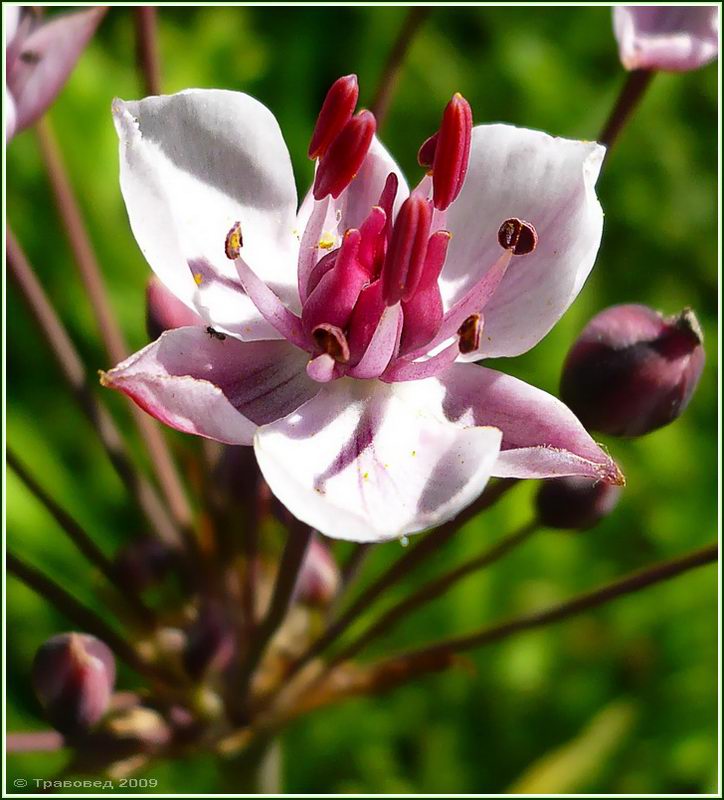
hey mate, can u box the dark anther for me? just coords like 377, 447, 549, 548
224, 221, 243, 260
497, 218, 538, 256
313, 324, 350, 363
457, 313, 482, 355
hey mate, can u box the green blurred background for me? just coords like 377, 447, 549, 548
6, 5, 718, 794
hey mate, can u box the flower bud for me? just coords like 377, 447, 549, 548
536, 476, 622, 530
182, 602, 236, 680
145, 277, 204, 340
560, 304, 705, 437
112, 536, 175, 593
294, 535, 341, 607
32, 633, 116, 736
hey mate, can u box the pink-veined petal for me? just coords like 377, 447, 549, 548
254, 378, 502, 542
101, 328, 317, 446
441, 125, 605, 359
438, 364, 623, 484
112, 90, 300, 340
7, 7, 106, 136
613, 6, 719, 72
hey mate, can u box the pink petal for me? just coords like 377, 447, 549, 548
112, 90, 300, 340
441, 125, 605, 359
102, 328, 317, 446
437, 364, 624, 484
254, 378, 502, 542
613, 6, 719, 72
7, 7, 106, 136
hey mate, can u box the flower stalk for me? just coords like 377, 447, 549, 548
370, 6, 431, 127
35, 118, 192, 533
134, 7, 162, 96
7, 449, 155, 628
7, 228, 182, 550
599, 69, 655, 152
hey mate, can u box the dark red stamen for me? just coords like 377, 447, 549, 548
381, 195, 433, 306
417, 132, 438, 170
308, 75, 359, 159
313, 110, 377, 200
431, 93, 472, 211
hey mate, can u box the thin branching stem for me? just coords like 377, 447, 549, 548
361, 541, 719, 692
275, 542, 718, 726
329, 520, 539, 667
237, 522, 313, 700
7, 228, 182, 549
282, 479, 519, 683
134, 6, 162, 96
7, 449, 155, 628
599, 69, 655, 152
35, 119, 192, 533
7, 552, 153, 677
371, 7, 431, 128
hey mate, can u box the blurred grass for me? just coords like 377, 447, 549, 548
6, 5, 718, 794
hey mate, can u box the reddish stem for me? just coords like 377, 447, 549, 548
35, 119, 193, 535
134, 7, 162, 96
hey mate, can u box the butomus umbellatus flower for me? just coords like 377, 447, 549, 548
103, 77, 623, 542
613, 5, 719, 72
5, 5, 106, 141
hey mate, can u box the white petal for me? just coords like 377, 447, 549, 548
441, 124, 605, 358
254, 377, 501, 542
102, 328, 316, 445
113, 90, 300, 340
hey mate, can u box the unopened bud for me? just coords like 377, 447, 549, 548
32, 633, 116, 736
182, 603, 236, 680
294, 535, 341, 607
561, 304, 705, 437
112, 536, 175, 593
308, 74, 359, 159
536, 476, 622, 530
313, 110, 376, 200
146, 277, 204, 340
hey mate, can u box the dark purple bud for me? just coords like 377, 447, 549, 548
294, 535, 341, 607
145, 277, 204, 340
560, 304, 705, 437
32, 633, 116, 736
536, 476, 622, 530
112, 536, 175, 593
183, 603, 236, 680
